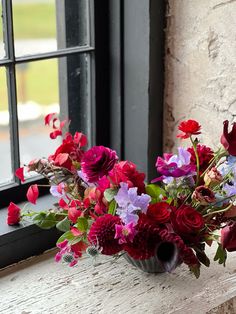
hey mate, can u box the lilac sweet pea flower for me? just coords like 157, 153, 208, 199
114, 182, 151, 225
218, 156, 236, 178
223, 182, 236, 198
152, 147, 196, 183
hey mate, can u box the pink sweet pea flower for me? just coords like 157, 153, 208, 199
7, 202, 21, 225
26, 184, 39, 204
115, 222, 136, 244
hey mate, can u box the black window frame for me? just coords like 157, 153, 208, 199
0, 0, 166, 268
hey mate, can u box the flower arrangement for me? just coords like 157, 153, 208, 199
7, 114, 236, 278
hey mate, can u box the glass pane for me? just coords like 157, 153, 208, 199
16, 54, 89, 170
0, 67, 13, 185
12, 0, 89, 57
0, 2, 6, 59
16, 59, 60, 167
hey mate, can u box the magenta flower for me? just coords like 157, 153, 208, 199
152, 147, 196, 183
81, 146, 118, 183
115, 222, 136, 244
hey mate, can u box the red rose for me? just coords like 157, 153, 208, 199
7, 202, 21, 225
220, 120, 236, 156
177, 119, 201, 139
221, 222, 236, 252
147, 202, 171, 224
109, 161, 145, 194
171, 205, 204, 235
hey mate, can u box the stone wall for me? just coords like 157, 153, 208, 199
164, 0, 236, 152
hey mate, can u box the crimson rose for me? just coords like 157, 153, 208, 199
147, 202, 171, 224
171, 205, 204, 235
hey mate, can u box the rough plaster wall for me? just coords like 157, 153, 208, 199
164, 0, 236, 152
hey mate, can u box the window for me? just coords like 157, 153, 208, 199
0, 0, 95, 207
0, 0, 166, 268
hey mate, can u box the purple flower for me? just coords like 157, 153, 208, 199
218, 156, 236, 178
114, 183, 151, 225
223, 182, 236, 198
152, 147, 196, 183
81, 146, 118, 183
115, 222, 136, 244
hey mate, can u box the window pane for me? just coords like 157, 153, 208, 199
16, 59, 60, 166
12, 0, 89, 57
0, 2, 6, 59
0, 67, 13, 184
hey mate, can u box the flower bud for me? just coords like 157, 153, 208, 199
204, 167, 223, 186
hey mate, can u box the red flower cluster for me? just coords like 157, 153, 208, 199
109, 161, 145, 194
49, 132, 87, 171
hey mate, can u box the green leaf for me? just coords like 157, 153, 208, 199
76, 217, 88, 232
189, 264, 200, 279
108, 200, 117, 215
104, 188, 118, 202
145, 184, 166, 203
33, 212, 58, 229
214, 243, 227, 266
56, 230, 74, 244
195, 249, 210, 267
56, 217, 71, 232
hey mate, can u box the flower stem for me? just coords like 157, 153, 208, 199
190, 136, 200, 186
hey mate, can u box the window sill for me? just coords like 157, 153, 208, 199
0, 194, 61, 268
1, 245, 236, 313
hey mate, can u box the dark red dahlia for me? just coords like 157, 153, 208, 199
88, 214, 122, 255
159, 229, 200, 267
123, 214, 161, 260
177, 119, 201, 139
81, 146, 118, 183
109, 161, 145, 194
187, 144, 214, 174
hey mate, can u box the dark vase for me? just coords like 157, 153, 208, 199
123, 241, 181, 273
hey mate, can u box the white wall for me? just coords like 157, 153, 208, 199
164, 0, 236, 152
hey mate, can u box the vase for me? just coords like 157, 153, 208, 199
123, 241, 181, 273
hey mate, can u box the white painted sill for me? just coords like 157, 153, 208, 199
1, 245, 236, 314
